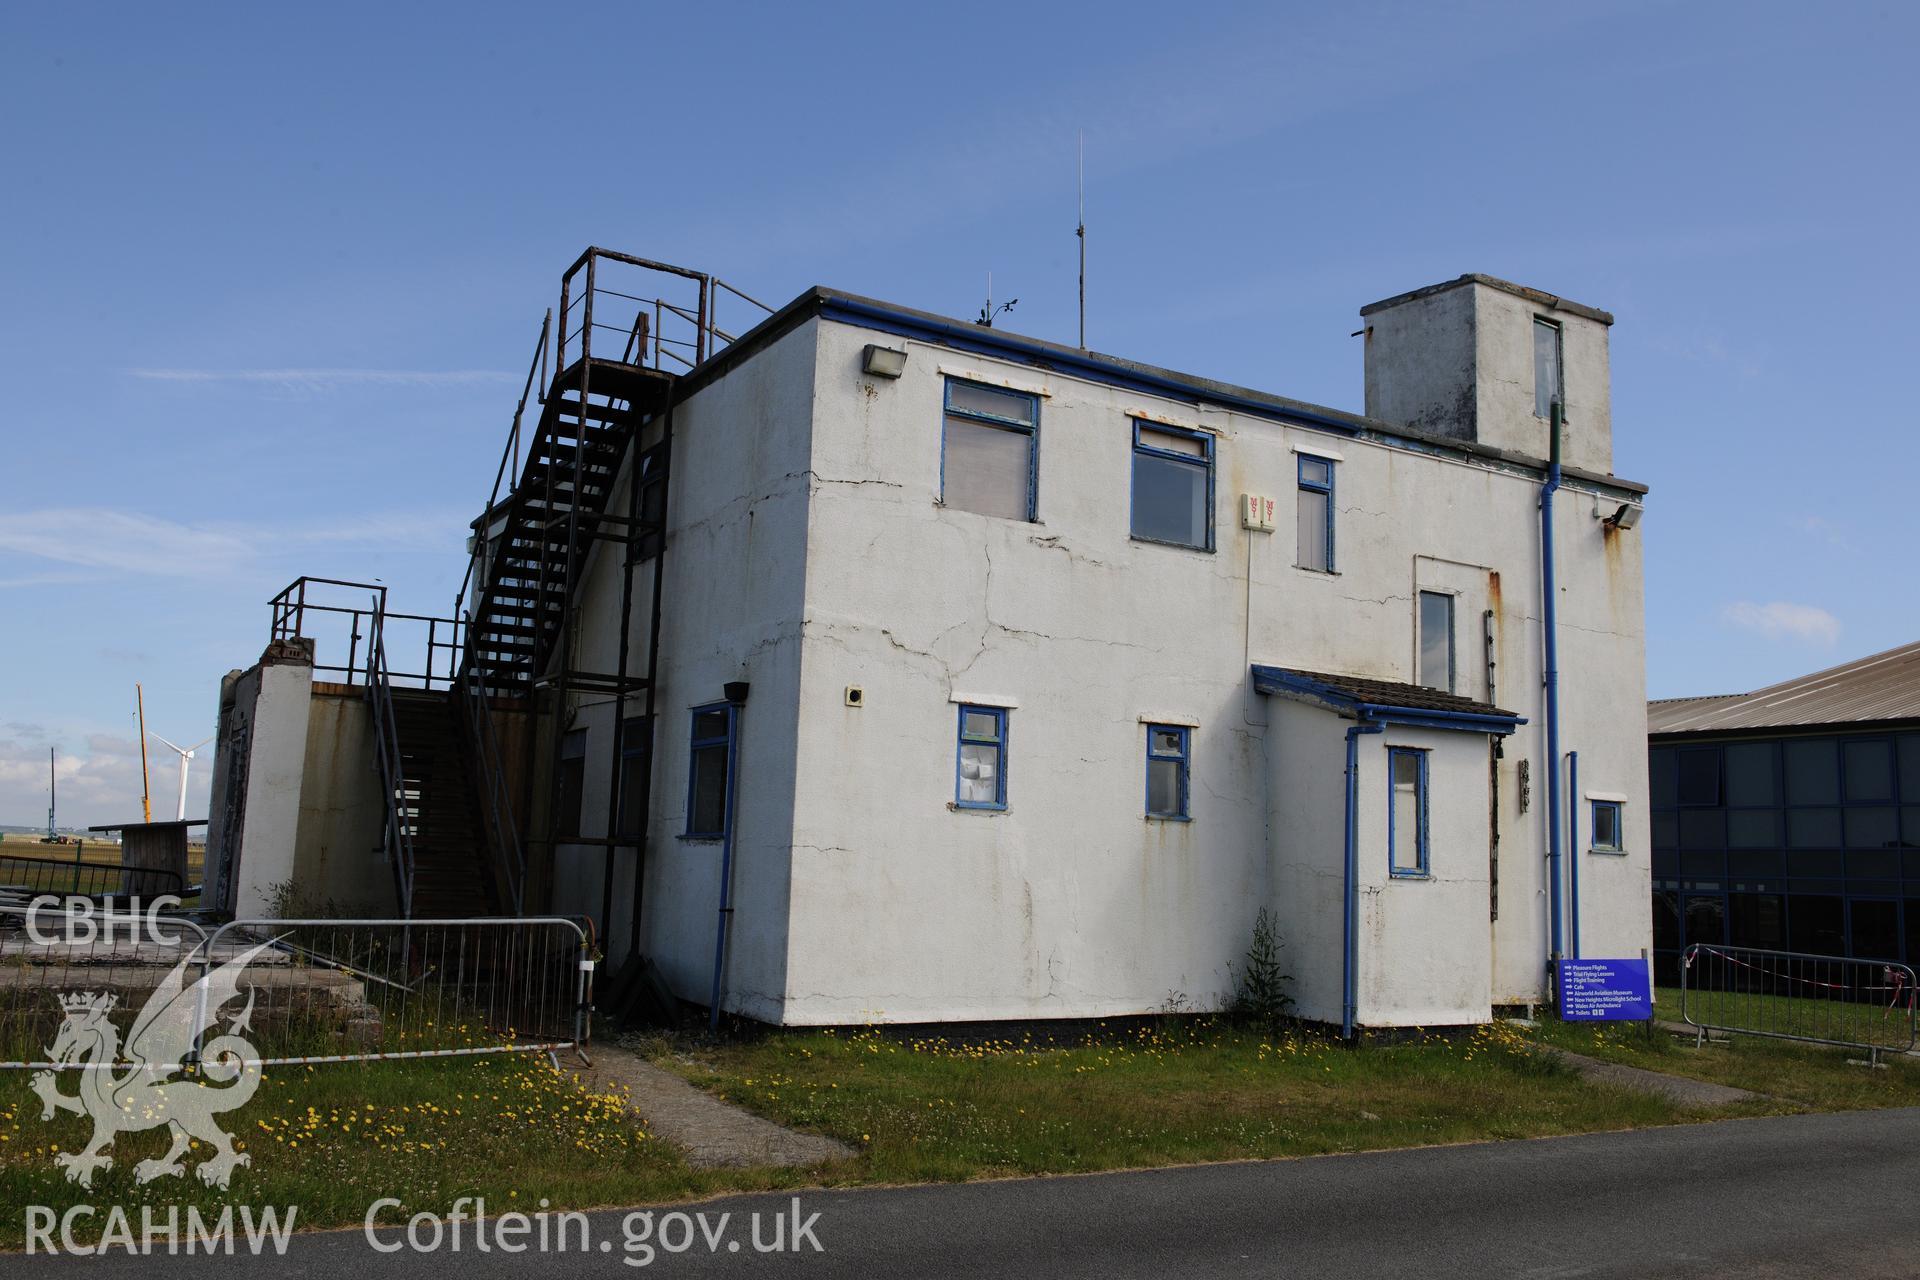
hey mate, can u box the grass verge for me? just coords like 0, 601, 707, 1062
648, 1019, 1773, 1185
7, 1010, 1917, 1249
0, 1052, 791, 1249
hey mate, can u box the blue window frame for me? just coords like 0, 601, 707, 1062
1296, 455, 1335, 572
1130, 422, 1213, 551
685, 703, 734, 838
1388, 747, 1429, 878
941, 379, 1038, 522
955, 704, 1008, 810
1146, 724, 1191, 819
1591, 799, 1624, 854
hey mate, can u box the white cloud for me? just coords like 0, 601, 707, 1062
125, 368, 514, 391
0, 732, 210, 831
0, 508, 465, 582
1721, 601, 1841, 647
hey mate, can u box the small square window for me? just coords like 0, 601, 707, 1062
955, 704, 1007, 810
1389, 747, 1429, 878
1591, 799, 1624, 853
1146, 724, 1190, 820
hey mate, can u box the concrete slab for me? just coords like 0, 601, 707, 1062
572, 1044, 852, 1170
1549, 1048, 1764, 1107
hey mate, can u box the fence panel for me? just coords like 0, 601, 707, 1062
1681, 942, 1917, 1064
1, 907, 593, 1070
0, 852, 183, 902
0, 901, 210, 1068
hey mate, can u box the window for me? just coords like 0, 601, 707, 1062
616, 715, 652, 840
685, 704, 733, 838
941, 379, 1038, 521
1783, 739, 1838, 805
1844, 740, 1894, 802
1724, 741, 1777, 807
1417, 591, 1455, 692
1533, 317, 1562, 418
637, 446, 667, 560
556, 729, 587, 838
1591, 799, 1624, 853
1388, 747, 1429, 877
955, 705, 1007, 810
1145, 725, 1190, 819
1676, 747, 1721, 806
1130, 422, 1213, 549
1295, 455, 1335, 572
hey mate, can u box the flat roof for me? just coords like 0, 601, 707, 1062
1359, 273, 1615, 326
685, 286, 1647, 499
1649, 640, 1920, 736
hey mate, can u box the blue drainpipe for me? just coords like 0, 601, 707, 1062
708, 690, 747, 1033
1568, 749, 1580, 961
1541, 399, 1566, 981
1343, 719, 1384, 1040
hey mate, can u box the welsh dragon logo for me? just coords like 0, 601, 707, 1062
29, 941, 272, 1189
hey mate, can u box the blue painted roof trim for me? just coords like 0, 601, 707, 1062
814, 293, 1649, 499
1250, 665, 1526, 737
819, 294, 1366, 438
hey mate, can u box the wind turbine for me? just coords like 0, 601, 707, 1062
149, 732, 213, 822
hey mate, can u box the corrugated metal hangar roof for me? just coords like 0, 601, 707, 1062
1649, 640, 1920, 736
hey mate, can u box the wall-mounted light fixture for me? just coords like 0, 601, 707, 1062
862, 344, 908, 379
1602, 502, 1641, 531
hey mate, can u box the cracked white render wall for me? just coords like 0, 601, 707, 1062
767, 316, 1645, 1027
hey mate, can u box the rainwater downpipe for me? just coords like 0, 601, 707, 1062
1567, 749, 1580, 961
1343, 718, 1385, 1040
707, 686, 748, 1033
1541, 399, 1566, 981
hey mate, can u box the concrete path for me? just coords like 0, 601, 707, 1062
23, 1107, 1920, 1276
572, 1044, 853, 1170
1548, 1046, 1765, 1106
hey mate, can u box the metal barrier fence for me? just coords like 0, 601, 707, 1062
1, 905, 594, 1071
1681, 942, 1917, 1066
0, 852, 185, 902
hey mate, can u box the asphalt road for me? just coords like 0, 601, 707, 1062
15, 1108, 1920, 1278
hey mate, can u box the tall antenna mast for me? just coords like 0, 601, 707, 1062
136, 683, 152, 824
1077, 129, 1086, 349
46, 747, 56, 840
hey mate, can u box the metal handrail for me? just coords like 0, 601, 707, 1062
364, 599, 416, 917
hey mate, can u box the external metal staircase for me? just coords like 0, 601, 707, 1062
267, 250, 770, 944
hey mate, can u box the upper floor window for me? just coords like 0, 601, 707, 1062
1296, 455, 1335, 572
1389, 746, 1430, 878
1418, 590, 1455, 693
1533, 317, 1562, 418
955, 705, 1008, 810
1145, 725, 1191, 819
942, 379, 1038, 521
1130, 422, 1213, 551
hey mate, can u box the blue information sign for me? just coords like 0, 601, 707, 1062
1558, 958, 1653, 1021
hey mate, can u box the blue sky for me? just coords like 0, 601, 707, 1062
1, 1, 1914, 826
